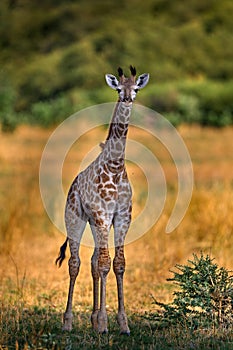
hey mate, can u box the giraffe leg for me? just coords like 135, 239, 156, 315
63, 192, 87, 331
63, 239, 81, 331
90, 219, 112, 333
113, 245, 130, 335
91, 247, 99, 331
97, 246, 111, 334
113, 207, 131, 335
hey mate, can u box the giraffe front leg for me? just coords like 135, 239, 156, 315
97, 247, 111, 334
113, 246, 130, 335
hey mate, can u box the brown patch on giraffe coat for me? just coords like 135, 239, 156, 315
101, 172, 110, 183
95, 217, 104, 226
105, 183, 116, 189
100, 188, 117, 201
100, 189, 107, 199
109, 190, 118, 198
94, 176, 100, 184
97, 183, 103, 190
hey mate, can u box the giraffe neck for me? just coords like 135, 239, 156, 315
102, 102, 132, 171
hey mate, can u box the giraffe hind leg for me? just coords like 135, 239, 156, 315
91, 247, 99, 331
62, 193, 87, 331
62, 238, 81, 331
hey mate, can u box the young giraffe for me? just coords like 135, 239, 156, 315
56, 66, 149, 334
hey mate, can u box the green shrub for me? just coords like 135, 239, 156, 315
30, 95, 74, 127
178, 80, 233, 126
17, 51, 63, 108
143, 80, 233, 126
1, 113, 18, 133
151, 253, 233, 330
176, 94, 201, 124
165, 113, 183, 127
0, 73, 17, 132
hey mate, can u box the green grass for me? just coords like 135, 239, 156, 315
1, 300, 233, 349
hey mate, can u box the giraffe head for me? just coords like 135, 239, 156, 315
105, 66, 149, 104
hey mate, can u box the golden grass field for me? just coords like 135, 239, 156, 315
0, 123, 233, 347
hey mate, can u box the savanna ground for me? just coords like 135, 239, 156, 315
0, 123, 233, 349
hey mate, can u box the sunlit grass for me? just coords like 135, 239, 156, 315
0, 125, 233, 348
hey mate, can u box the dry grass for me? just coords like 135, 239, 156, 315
0, 124, 233, 347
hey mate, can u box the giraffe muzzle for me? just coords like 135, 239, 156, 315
123, 97, 132, 103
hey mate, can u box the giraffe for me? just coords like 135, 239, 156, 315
56, 66, 149, 334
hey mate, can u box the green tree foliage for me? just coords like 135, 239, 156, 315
0, 0, 233, 128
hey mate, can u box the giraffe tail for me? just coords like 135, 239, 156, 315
55, 238, 68, 267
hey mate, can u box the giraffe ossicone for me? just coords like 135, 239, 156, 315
56, 66, 149, 334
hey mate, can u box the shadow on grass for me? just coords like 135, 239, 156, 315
1, 306, 233, 350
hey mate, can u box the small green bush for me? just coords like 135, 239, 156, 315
151, 253, 233, 330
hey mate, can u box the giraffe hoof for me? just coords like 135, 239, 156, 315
97, 311, 108, 334
120, 330, 130, 336
62, 313, 73, 331
117, 313, 130, 336
62, 323, 72, 332
91, 311, 99, 331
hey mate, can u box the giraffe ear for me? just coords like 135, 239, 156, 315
105, 74, 119, 90
135, 73, 149, 89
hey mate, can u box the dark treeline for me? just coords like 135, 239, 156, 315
0, 0, 233, 130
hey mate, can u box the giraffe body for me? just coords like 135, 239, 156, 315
56, 67, 149, 334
